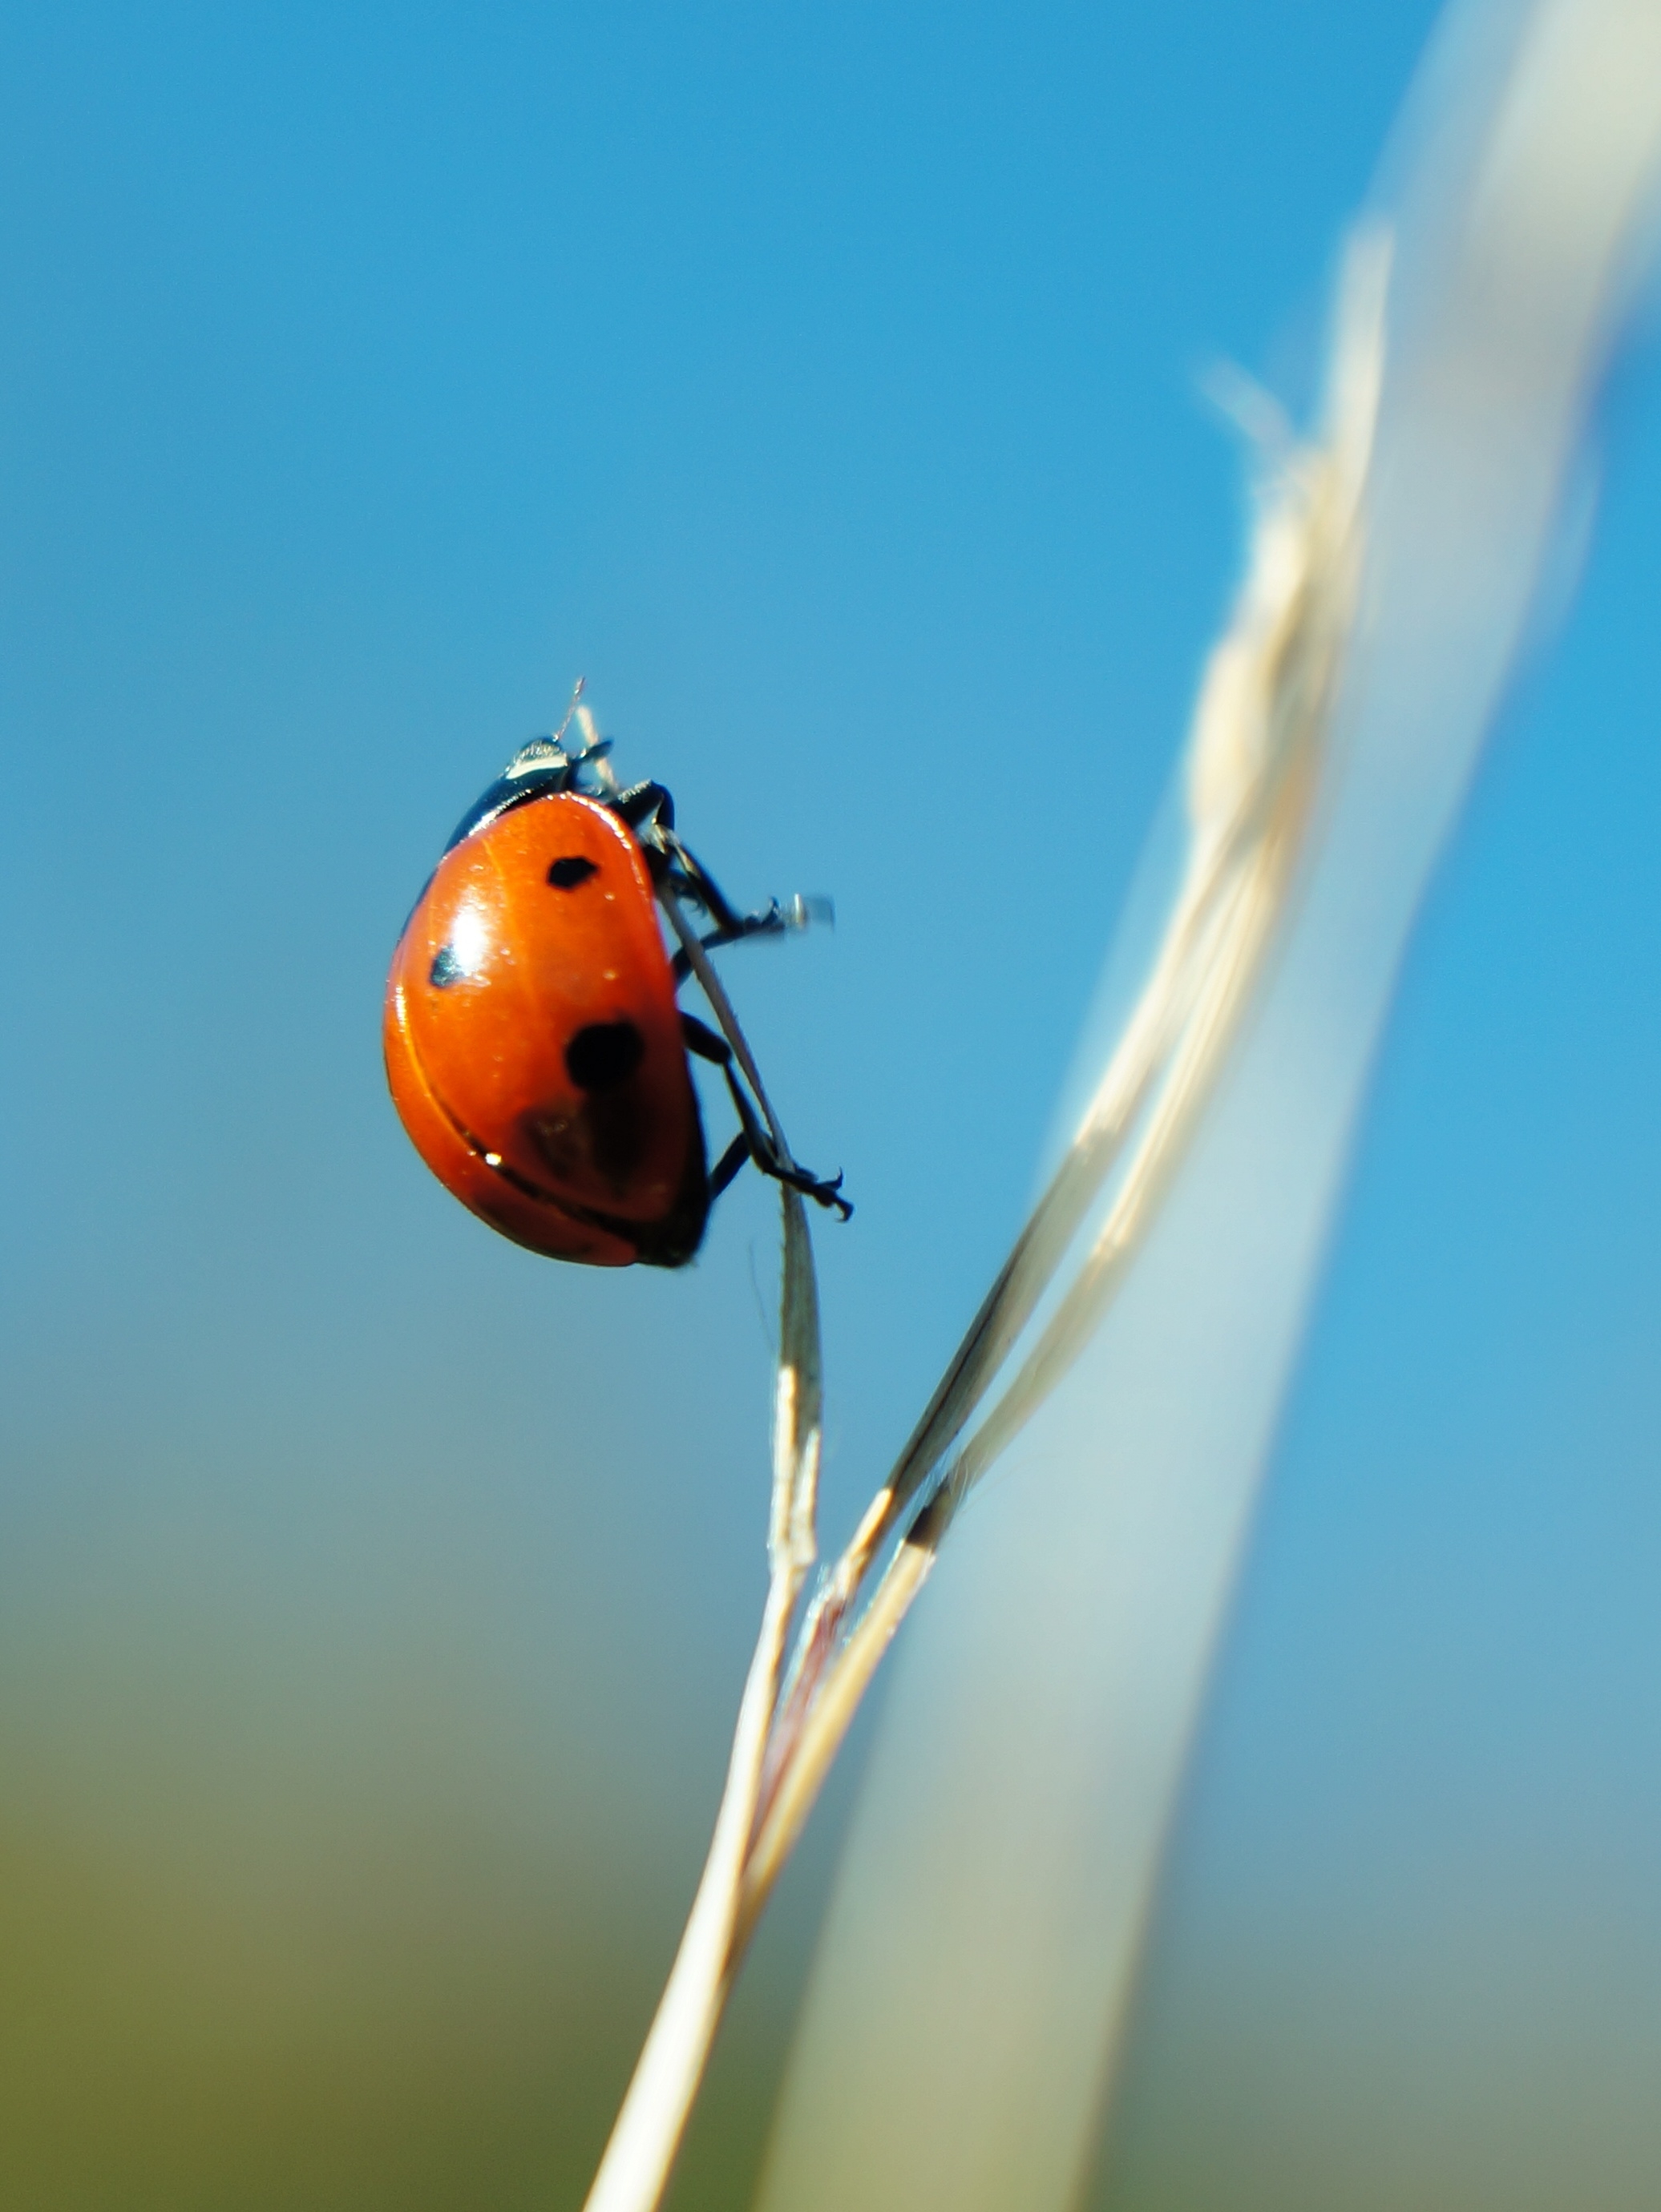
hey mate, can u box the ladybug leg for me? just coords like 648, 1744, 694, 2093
665, 836, 754, 936
709, 1132, 752, 1200
680, 1013, 853, 1221
730, 1084, 851, 1219
771, 1156, 852, 1218
616, 801, 786, 971
665, 834, 832, 983
614, 780, 676, 837
669, 899, 790, 983
681, 1010, 737, 1065
683, 1015, 774, 1157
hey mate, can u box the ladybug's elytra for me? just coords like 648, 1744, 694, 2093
384, 700, 848, 1268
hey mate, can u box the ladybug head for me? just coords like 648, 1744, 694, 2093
441, 696, 624, 856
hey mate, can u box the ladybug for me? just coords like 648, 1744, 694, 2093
384, 698, 849, 1268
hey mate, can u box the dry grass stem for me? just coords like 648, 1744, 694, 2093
580, 914, 822, 2212
582, 228, 1389, 2212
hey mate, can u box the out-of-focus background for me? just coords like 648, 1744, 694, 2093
2, 3, 1659, 2207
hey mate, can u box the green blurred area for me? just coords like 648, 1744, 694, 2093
0, 1616, 806, 2212
6, 1607, 1661, 2212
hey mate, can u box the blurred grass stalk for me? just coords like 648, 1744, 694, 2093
750, 2, 1661, 2210
584, 1, 1661, 2206
582, 232, 1382, 2207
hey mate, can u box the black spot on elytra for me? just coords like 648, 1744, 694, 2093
564, 1020, 645, 1092
429, 945, 463, 988
548, 855, 598, 889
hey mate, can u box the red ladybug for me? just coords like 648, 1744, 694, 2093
384, 704, 848, 1267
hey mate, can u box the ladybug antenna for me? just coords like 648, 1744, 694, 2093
550, 675, 586, 750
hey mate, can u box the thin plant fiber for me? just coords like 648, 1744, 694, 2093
756, 3, 1661, 2209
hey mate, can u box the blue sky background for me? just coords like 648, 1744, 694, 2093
2, 3, 1659, 2206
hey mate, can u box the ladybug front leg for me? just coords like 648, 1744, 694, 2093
653, 825, 746, 933
612, 794, 790, 968
670, 892, 835, 983
661, 832, 831, 981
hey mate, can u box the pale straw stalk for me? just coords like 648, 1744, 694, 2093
580, 225, 1392, 2212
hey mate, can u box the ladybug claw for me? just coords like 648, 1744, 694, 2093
741, 1124, 850, 1220
774, 1156, 852, 1221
